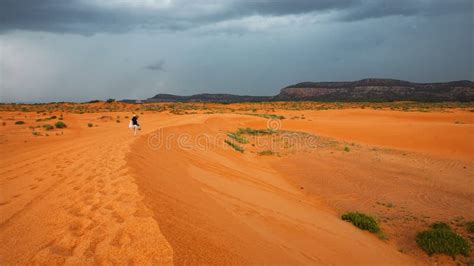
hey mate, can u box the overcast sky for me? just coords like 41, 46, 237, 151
1, 0, 473, 102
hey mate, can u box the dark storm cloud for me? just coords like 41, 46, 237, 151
145, 60, 165, 71
341, 0, 473, 21
1, 0, 472, 35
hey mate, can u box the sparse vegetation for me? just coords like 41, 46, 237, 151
2, 122, 6, 126
416, 222, 470, 257
341, 212, 380, 233
344, 146, 350, 152
430, 222, 451, 231
466, 221, 474, 233
227, 132, 248, 144
236, 127, 276, 136
245, 113, 285, 120
106, 98, 116, 103
258, 150, 275, 156
55, 121, 67, 128
87, 123, 93, 127
225, 140, 244, 153
42, 124, 54, 131
15, 121, 25, 125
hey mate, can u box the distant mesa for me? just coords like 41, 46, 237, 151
123, 78, 474, 103
141, 93, 271, 103
276, 79, 474, 102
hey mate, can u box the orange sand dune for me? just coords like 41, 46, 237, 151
1, 108, 473, 264
128, 115, 418, 264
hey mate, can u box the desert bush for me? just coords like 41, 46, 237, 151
237, 127, 276, 136
55, 121, 67, 128
15, 121, 25, 125
341, 212, 380, 233
87, 123, 93, 127
344, 146, 350, 152
42, 124, 54, 131
249, 113, 285, 120
466, 221, 474, 233
106, 98, 115, 103
258, 150, 275, 156
227, 133, 248, 144
2, 122, 6, 126
225, 140, 244, 153
416, 223, 469, 257
430, 222, 451, 231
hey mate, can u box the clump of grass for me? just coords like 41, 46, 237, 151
55, 121, 67, 128
236, 127, 276, 136
341, 212, 380, 233
87, 123, 93, 128
258, 150, 275, 156
42, 124, 54, 131
344, 146, 350, 152
466, 221, 474, 233
116, 120, 121, 123
416, 223, 470, 257
15, 121, 25, 125
225, 140, 244, 153
32, 131, 41, 136
227, 132, 248, 144
430, 222, 451, 231
241, 113, 285, 120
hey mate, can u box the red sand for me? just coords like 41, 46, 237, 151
1, 108, 473, 264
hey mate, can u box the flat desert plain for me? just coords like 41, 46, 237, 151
0, 103, 473, 265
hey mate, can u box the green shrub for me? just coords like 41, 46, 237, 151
225, 140, 244, 153
42, 124, 54, 131
430, 222, 451, 231
342, 212, 380, 233
416, 225, 469, 257
87, 123, 93, 128
55, 121, 67, 128
227, 133, 248, 144
466, 221, 474, 233
344, 146, 350, 152
15, 121, 25, 125
247, 113, 285, 120
258, 150, 275, 156
106, 98, 115, 103
236, 127, 276, 136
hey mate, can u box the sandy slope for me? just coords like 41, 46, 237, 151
128, 114, 418, 264
1, 108, 473, 264
0, 113, 175, 264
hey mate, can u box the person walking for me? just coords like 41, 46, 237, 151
129, 114, 141, 136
